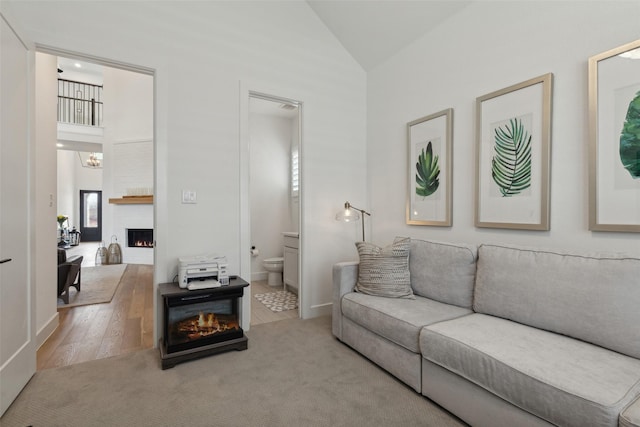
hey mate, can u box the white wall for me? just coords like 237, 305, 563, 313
367, 1, 640, 256
249, 112, 295, 281
102, 66, 154, 264
5, 1, 367, 335
56, 150, 75, 225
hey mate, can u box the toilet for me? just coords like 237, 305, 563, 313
263, 257, 284, 287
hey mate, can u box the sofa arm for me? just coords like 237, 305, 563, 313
332, 261, 358, 340
621, 396, 640, 427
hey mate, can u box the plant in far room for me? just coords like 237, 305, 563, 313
620, 90, 640, 179
57, 214, 68, 228
491, 117, 532, 197
415, 141, 440, 198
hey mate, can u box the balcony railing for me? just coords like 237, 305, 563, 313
57, 78, 103, 127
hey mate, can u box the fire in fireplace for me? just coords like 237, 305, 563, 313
127, 228, 153, 248
164, 287, 244, 354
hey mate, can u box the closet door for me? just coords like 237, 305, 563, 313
0, 13, 35, 416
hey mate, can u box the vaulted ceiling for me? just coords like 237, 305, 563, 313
306, 0, 473, 71
57, 1, 474, 75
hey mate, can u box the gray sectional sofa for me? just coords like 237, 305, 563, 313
332, 238, 640, 427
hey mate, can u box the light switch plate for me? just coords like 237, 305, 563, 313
181, 190, 197, 204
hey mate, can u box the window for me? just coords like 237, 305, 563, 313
291, 147, 299, 199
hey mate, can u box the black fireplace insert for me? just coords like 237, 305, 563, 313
127, 228, 153, 248
163, 286, 244, 354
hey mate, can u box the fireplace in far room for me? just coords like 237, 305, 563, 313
127, 228, 153, 248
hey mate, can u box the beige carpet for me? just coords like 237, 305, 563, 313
1, 316, 465, 427
57, 264, 127, 308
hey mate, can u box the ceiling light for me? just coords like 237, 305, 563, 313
74, 62, 82, 68
78, 151, 103, 168
86, 152, 101, 167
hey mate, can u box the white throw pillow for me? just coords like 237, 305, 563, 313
355, 236, 414, 299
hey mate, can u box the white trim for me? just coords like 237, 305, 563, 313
36, 312, 59, 349
114, 137, 153, 145
35, 44, 154, 76
34, 43, 160, 347
309, 302, 332, 317
251, 271, 268, 282
239, 81, 304, 326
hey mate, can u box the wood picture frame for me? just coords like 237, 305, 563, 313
588, 39, 640, 232
474, 73, 553, 230
406, 108, 453, 226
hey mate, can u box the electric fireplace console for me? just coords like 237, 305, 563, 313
158, 277, 249, 369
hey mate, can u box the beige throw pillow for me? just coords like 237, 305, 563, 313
355, 236, 414, 299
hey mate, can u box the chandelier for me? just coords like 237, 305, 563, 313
78, 151, 103, 168
86, 152, 101, 167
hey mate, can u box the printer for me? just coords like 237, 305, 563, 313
178, 254, 229, 290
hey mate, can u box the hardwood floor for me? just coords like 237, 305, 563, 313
39, 263, 299, 370
38, 263, 154, 370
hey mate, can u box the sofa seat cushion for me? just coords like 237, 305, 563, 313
341, 292, 471, 353
420, 313, 640, 427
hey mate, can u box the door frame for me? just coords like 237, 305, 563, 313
33, 47, 160, 345
239, 86, 304, 329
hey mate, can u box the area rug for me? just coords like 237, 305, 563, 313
0, 317, 464, 427
57, 264, 127, 308
254, 290, 298, 312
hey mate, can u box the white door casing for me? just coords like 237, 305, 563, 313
0, 13, 35, 417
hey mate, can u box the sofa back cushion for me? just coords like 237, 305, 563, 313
409, 239, 477, 309
474, 244, 640, 359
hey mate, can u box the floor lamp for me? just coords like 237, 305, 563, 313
336, 201, 371, 242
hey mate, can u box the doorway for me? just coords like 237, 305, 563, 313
247, 93, 302, 326
79, 189, 102, 241
39, 49, 156, 370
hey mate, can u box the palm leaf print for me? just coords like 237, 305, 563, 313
620, 90, 640, 179
491, 117, 532, 197
415, 141, 440, 198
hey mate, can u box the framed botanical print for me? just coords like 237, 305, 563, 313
406, 108, 453, 226
589, 39, 640, 232
475, 73, 553, 230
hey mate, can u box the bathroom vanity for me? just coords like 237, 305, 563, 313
283, 232, 299, 293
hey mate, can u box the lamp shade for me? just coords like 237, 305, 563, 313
336, 203, 361, 222
336, 201, 370, 241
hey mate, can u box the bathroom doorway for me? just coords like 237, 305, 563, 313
248, 93, 301, 326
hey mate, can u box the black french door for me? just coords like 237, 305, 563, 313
79, 190, 102, 242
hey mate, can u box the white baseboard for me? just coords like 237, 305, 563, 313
37, 312, 59, 349
251, 271, 268, 281
305, 302, 332, 318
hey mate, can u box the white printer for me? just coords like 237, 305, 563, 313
178, 254, 229, 290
